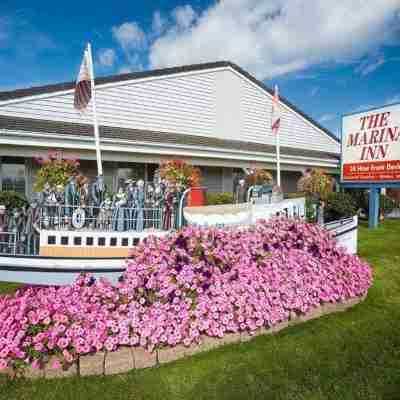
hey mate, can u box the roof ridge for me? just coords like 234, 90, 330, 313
0, 61, 231, 101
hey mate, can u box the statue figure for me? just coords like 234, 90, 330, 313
153, 183, 164, 230
97, 194, 113, 230
90, 175, 106, 219
112, 187, 128, 231
0, 205, 8, 253
44, 185, 59, 228
64, 176, 79, 218
145, 184, 154, 229
52, 184, 65, 227
8, 209, 25, 253
235, 178, 247, 204
174, 183, 185, 229
135, 180, 145, 232
79, 181, 90, 208
126, 179, 137, 230
24, 198, 41, 255
163, 182, 176, 231
79, 180, 91, 227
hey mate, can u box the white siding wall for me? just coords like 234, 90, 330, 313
214, 70, 241, 140
237, 73, 339, 153
0, 67, 340, 155
0, 73, 217, 138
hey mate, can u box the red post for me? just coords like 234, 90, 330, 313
188, 187, 207, 207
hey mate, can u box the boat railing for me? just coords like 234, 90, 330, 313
38, 204, 178, 232
0, 231, 17, 255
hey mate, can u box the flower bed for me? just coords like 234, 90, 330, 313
0, 218, 372, 376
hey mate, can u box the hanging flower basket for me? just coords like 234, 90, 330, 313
159, 160, 205, 206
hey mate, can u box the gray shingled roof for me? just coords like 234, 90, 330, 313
0, 61, 339, 144
0, 115, 339, 162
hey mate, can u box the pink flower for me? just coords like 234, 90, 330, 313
0, 359, 8, 370
51, 359, 62, 370
0, 218, 372, 370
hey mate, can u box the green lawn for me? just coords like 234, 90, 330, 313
1, 220, 400, 400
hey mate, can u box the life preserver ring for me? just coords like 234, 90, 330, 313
72, 208, 86, 229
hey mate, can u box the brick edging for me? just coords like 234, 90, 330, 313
4, 294, 367, 379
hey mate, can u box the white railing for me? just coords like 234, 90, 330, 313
38, 205, 175, 232
0, 231, 17, 255
183, 198, 306, 228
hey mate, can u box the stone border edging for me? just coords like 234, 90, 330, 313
2, 294, 367, 379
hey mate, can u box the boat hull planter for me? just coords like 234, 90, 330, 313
0, 256, 128, 285
8, 294, 367, 379
0, 218, 372, 377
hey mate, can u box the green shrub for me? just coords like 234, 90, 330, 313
345, 189, 397, 217
0, 190, 27, 210
206, 192, 234, 205
324, 192, 357, 222
380, 194, 397, 216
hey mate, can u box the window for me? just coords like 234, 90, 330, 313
86, 237, 94, 246
74, 237, 82, 246
110, 237, 117, 247
117, 163, 145, 187
98, 237, 106, 246
1, 157, 26, 195
121, 238, 129, 247
61, 236, 69, 245
47, 236, 56, 245
133, 238, 140, 246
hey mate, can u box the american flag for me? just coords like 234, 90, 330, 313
271, 84, 281, 135
74, 47, 92, 111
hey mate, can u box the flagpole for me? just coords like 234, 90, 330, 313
86, 42, 103, 176
276, 129, 281, 188
271, 84, 281, 188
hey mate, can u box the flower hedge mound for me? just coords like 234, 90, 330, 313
0, 218, 372, 373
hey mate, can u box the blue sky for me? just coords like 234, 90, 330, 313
1, 1, 399, 137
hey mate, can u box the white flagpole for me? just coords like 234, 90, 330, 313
86, 42, 103, 176
272, 84, 281, 188
276, 128, 281, 188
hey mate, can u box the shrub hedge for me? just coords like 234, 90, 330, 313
206, 192, 234, 205
0, 191, 27, 210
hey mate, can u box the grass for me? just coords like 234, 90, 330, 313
1, 220, 400, 400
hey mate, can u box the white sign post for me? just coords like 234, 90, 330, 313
341, 103, 400, 182
341, 102, 400, 228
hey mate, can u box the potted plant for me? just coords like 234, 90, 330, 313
246, 168, 274, 203
159, 160, 204, 206
33, 153, 80, 192
297, 168, 332, 223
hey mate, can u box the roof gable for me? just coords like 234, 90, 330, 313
0, 61, 339, 144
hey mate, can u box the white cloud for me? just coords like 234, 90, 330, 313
319, 113, 337, 123
97, 48, 116, 67
152, 11, 166, 35
172, 5, 197, 29
385, 94, 400, 104
148, 0, 400, 80
112, 22, 146, 51
355, 55, 385, 76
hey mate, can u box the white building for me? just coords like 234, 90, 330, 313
0, 61, 340, 197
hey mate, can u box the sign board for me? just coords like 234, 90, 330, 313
341, 103, 400, 182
